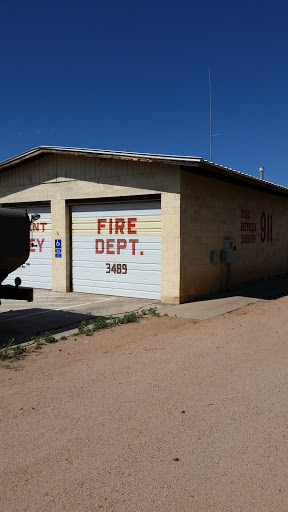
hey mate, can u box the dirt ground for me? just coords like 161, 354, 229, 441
1, 297, 288, 512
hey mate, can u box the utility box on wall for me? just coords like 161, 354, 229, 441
221, 237, 236, 263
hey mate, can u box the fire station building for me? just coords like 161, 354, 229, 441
0, 146, 288, 304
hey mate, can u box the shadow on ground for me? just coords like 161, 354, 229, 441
0, 308, 98, 347
191, 274, 288, 304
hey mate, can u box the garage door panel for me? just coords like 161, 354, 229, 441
73, 236, 160, 245
3, 207, 52, 290
72, 238, 161, 261
13, 272, 52, 287
72, 280, 161, 299
73, 217, 161, 236
73, 277, 161, 290
73, 262, 161, 272
72, 202, 161, 217
73, 267, 161, 283
72, 201, 161, 299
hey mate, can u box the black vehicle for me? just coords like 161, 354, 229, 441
0, 208, 36, 303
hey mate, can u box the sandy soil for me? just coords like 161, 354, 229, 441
1, 298, 288, 512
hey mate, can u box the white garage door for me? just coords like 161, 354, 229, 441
3, 207, 52, 289
72, 201, 161, 299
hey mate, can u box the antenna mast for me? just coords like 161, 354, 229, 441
209, 67, 212, 161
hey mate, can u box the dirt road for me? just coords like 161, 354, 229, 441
1, 297, 288, 511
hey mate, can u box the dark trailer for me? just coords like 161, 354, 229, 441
0, 208, 33, 302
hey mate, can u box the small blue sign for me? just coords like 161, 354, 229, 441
55, 239, 62, 249
55, 253, 62, 258
55, 248, 62, 253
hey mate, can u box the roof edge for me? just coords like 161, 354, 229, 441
0, 145, 287, 197
0, 146, 203, 170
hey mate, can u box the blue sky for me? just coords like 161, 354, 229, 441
1, 0, 287, 186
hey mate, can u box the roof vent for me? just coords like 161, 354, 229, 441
259, 167, 264, 180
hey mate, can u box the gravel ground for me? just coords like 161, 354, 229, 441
1, 297, 288, 512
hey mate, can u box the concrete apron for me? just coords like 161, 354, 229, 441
160, 274, 288, 319
159, 296, 260, 320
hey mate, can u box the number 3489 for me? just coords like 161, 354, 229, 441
106, 263, 127, 274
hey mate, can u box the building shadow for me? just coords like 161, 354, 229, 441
0, 308, 104, 347
193, 274, 288, 304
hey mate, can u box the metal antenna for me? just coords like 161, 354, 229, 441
209, 67, 220, 162
209, 67, 212, 161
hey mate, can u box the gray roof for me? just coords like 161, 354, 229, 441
0, 145, 287, 196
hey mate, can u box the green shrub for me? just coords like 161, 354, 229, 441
0, 338, 15, 361
13, 344, 26, 358
42, 332, 57, 343
91, 317, 109, 331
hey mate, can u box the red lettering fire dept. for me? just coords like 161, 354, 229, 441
95, 238, 140, 255
97, 217, 137, 235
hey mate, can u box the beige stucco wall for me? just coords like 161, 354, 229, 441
0, 154, 181, 303
180, 169, 288, 302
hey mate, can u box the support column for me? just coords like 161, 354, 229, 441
161, 193, 181, 303
51, 199, 71, 292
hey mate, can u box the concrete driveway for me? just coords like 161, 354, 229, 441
0, 290, 160, 346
